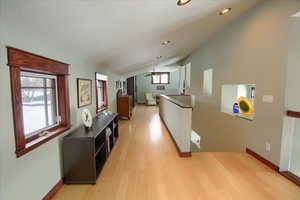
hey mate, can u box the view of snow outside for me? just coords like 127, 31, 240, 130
22, 89, 57, 136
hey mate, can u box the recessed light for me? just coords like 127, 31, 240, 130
219, 8, 232, 15
161, 41, 171, 46
177, 0, 191, 6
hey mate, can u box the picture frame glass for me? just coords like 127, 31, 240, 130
78, 79, 92, 107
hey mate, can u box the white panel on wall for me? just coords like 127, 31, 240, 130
179, 66, 185, 92
186, 63, 191, 88
262, 95, 274, 103
203, 68, 213, 96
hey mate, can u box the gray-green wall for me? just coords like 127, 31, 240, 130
136, 70, 180, 103
0, 3, 120, 200
185, 0, 300, 165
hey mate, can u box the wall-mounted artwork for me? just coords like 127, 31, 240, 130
77, 78, 92, 108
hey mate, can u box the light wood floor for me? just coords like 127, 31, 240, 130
54, 105, 300, 200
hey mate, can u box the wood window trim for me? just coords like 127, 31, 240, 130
287, 110, 300, 118
95, 73, 108, 113
7, 47, 71, 157
151, 72, 170, 84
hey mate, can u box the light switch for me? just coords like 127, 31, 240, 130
262, 95, 274, 103
266, 142, 271, 152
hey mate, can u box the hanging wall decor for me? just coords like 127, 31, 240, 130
77, 78, 92, 108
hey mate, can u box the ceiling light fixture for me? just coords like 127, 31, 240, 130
161, 40, 171, 46
219, 8, 232, 15
177, 0, 191, 6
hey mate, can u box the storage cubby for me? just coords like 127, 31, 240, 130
95, 144, 107, 178
95, 130, 106, 155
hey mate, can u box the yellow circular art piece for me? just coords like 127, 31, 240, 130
238, 97, 254, 115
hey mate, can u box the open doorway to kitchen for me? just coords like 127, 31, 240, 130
279, 12, 300, 186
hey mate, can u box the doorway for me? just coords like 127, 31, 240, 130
279, 13, 300, 185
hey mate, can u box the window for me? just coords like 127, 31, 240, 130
96, 73, 108, 113
8, 47, 71, 157
21, 72, 59, 139
151, 72, 170, 84
250, 86, 255, 99
152, 74, 160, 84
203, 68, 213, 96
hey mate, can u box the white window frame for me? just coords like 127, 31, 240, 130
21, 71, 60, 138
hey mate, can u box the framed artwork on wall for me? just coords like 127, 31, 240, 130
77, 78, 92, 108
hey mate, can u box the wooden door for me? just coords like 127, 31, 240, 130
127, 77, 136, 108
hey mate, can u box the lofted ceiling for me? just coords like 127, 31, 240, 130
2, 0, 262, 75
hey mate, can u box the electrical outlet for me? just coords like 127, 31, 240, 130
266, 142, 271, 152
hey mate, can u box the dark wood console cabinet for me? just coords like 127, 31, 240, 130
117, 95, 132, 119
63, 112, 118, 184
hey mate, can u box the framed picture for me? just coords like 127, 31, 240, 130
77, 78, 92, 108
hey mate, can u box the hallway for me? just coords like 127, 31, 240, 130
54, 106, 300, 200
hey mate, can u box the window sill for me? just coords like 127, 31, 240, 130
234, 113, 254, 121
222, 110, 254, 121
16, 125, 71, 157
97, 106, 108, 114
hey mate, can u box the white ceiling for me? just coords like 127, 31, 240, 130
2, 0, 261, 75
